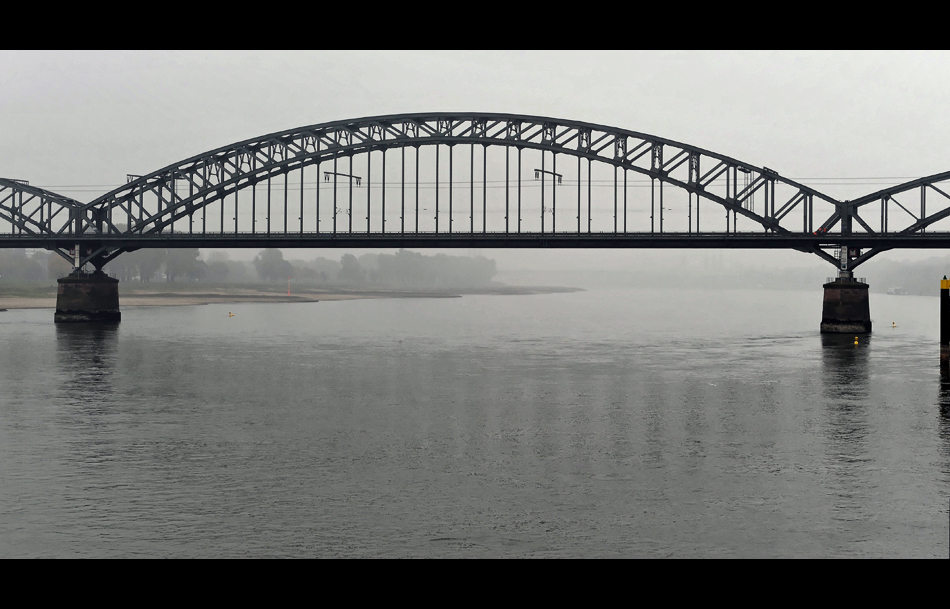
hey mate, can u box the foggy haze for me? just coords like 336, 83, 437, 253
3, 50, 949, 279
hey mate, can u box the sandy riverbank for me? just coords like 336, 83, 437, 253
0, 285, 582, 310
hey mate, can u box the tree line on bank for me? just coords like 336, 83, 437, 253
8, 246, 950, 295
0, 247, 497, 289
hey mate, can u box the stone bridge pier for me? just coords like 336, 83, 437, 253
820, 278, 871, 333
54, 270, 120, 323
820, 246, 870, 334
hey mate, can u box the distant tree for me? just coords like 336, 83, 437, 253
311, 257, 342, 277
187, 260, 208, 281
47, 253, 74, 279
227, 260, 249, 282
357, 253, 380, 272
103, 252, 136, 282
292, 266, 319, 281
131, 249, 165, 282
253, 248, 294, 282
373, 249, 496, 288
206, 260, 230, 283
337, 253, 365, 284
0, 249, 46, 280
165, 248, 200, 282
206, 252, 241, 283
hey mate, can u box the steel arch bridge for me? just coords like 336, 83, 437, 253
2, 112, 950, 274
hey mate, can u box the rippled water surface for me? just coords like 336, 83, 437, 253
1, 287, 948, 557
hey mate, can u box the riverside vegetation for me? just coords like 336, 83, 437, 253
4, 247, 950, 298
0, 248, 503, 303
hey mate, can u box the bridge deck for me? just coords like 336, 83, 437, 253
4, 232, 950, 250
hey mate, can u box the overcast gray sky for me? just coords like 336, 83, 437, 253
3, 50, 948, 273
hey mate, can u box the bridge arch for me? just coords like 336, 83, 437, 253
4, 113, 950, 273
78, 113, 841, 239
847, 170, 950, 234
0, 178, 81, 237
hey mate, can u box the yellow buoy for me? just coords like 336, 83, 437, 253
854, 336, 859, 345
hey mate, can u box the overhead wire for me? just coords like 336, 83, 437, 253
32, 177, 933, 193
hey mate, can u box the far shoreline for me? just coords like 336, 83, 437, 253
0, 284, 584, 310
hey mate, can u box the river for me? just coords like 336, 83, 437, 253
1, 287, 948, 557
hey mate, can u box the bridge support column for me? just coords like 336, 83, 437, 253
54, 271, 120, 323
820, 278, 871, 334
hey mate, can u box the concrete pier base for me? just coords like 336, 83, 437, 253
820, 279, 871, 334
54, 271, 121, 323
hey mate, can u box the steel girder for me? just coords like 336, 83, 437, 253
0, 178, 85, 262
810, 170, 950, 269
0, 178, 81, 236
3, 114, 949, 271
79, 113, 838, 239
849, 170, 950, 234
4, 232, 950, 251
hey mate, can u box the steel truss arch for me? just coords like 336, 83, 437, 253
0, 178, 82, 237
849, 170, 950, 235
7, 113, 949, 274
809, 171, 950, 271
79, 113, 844, 238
